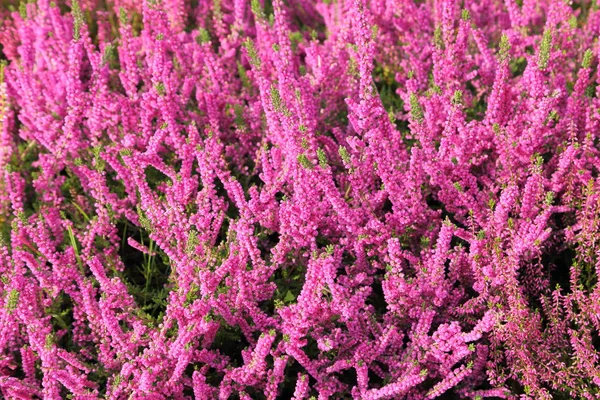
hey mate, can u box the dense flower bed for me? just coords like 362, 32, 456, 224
1, 0, 600, 398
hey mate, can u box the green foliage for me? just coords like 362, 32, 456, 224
410, 93, 424, 124
300, 138, 309, 150
499, 34, 511, 62
233, 104, 247, 131
263, 250, 308, 315
136, 205, 153, 232
251, 0, 265, 20
510, 56, 528, 77
270, 85, 283, 112
120, 226, 172, 322
19, 1, 26, 19
338, 146, 350, 164
297, 153, 313, 169
119, 7, 128, 25
583, 49, 593, 69
244, 38, 261, 68
197, 28, 211, 44
452, 90, 463, 106
317, 148, 328, 169
71, 0, 84, 40
545, 191, 555, 206
154, 82, 166, 96
289, 31, 303, 51
538, 29, 552, 70
237, 61, 251, 88
6, 289, 19, 312
433, 26, 444, 49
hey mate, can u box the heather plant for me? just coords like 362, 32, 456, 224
1, 0, 600, 398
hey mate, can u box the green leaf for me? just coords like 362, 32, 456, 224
284, 290, 296, 303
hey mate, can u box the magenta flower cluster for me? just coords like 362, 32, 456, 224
1, 0, 600, 398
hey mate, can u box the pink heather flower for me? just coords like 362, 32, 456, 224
0, 0, 599, 398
